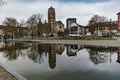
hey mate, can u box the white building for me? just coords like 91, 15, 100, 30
69, 23, 84, 36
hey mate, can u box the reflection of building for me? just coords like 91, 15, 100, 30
117, 48, 120, 63
48, 44, 56, 69
67, 44, 80, 56
57, 44, 65, 55
48, 44, 65, 69
117, 12, 120, 30
37, 44, 64, 69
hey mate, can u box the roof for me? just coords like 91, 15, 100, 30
70, 23, 84, 27
117, 12, 120, 15
70, 23, 78, 27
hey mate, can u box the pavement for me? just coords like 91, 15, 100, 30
16, 39, 120, 47
0, 66, 17, 80
0, 63, 27, 80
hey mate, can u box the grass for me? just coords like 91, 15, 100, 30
16, 36, 116, 40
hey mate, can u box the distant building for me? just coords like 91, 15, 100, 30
55, 21, 64, 36
0, 25, 4, 36
48, 6, 56, 36
68, 22, 85, 36
66, 18, 76, 29
47, 6, 65, 36
97, 21, 118, 37
117, 12, 120, 31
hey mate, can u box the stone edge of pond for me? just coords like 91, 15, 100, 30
15, 39, 120, 47
0, 62, 27, 80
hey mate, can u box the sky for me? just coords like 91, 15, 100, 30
0, 0, 120, 26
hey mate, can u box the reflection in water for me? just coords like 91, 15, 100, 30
67, 44, 80, 56
0, 41, 119, 69
117, 48, 120, 63
86, 46, 117, 64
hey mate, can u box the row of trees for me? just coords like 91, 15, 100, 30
88, 14, 117, 36
1, 13, 44, 38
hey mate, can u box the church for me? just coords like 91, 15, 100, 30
41, 6, 65, 37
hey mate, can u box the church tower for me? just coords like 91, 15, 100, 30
48, 6, 56, 36
117, 12, 120, 31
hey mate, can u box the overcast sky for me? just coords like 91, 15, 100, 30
0, 0, 120, 26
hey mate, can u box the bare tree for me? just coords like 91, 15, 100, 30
2, 17, 19, 36
2, 17, 19, 27
88, 14, 108, 35
26, 13, 43, 38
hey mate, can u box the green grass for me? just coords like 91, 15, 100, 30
16, 36, 116, 40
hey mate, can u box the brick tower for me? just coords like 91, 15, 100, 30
117, 12, 120, 31
48, 6, 56, 36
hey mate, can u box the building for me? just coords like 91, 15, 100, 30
48, 6, 56, 36
0, 25, 4, 36
55, 21, 64, 36
47, 6, 64, 36
117, 12, 120, 31
69, 22, 85, 36
97, 21, 118, 37
66, 18, 76, 29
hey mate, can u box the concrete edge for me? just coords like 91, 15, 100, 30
0, 62, 27, 80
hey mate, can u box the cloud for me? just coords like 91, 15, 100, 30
0, 0, 120, 27
51, 0, 110, 3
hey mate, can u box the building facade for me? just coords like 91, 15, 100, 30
55, 21, 65, 36
69, 23, 84, 36
48, 6, 56, 36
66, 18, 76, 29
48, 6, 64, 36
117, 12, 120, 31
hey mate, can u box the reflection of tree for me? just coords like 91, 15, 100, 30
28, 43, 48, 64
86, 46, 117, 64
0, 42, 65, 69
0, 41, 30, 61
28, 43, 65, 69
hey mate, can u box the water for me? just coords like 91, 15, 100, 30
0, 41, 120, 80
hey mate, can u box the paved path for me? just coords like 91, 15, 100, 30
0, 63, 27, 80
16, 40, 120, 47
0, 66, 17, 80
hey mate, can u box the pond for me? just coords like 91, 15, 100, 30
0, 41, 120, 80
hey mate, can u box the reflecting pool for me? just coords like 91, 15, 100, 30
0, 41, 120, 80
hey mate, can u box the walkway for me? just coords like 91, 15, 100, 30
0, 66, 17, 80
